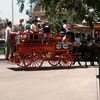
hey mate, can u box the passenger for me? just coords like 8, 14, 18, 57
87, 34, 92, 43
43, 20, 50, 33
31, 20, 38, 33
5, 21, 15, 60
43, 20, 50, 39
37, 19, 43, 32
94, 33, 98, 39
75, 33, 81, 44
24, 26, 33, 39
81, 33, 86, 43
31, 20, 39, 39
24, 19, 31, 31
18, 18, 24, 34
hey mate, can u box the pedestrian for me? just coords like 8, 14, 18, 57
5, 21, 15, 60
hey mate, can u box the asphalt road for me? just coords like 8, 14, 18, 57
0, 60, 99, 100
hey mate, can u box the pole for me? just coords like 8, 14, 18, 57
12, 0, 14, 30
96, 56, 100, 100
97, 57, 100, 78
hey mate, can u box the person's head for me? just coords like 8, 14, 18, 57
45, 20, 49, 25
63, 19, 67, 24
32, 20, 38, 25
82, 33, 85, 38
26, 19, 30, 23
19, 18, 24, 23
7, 21, 12, 28
27, 26, 31, 30
76, 33, 80, 38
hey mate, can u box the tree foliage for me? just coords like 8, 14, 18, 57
17, 0, 100, 32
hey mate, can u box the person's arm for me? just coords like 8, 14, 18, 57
30, 25, 34, 32
18, 24, 21, 31
24, 24, 26, 32
31, 25, 39, 33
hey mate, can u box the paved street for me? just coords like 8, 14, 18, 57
0, 56, 99, 100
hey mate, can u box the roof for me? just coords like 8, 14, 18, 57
67, 24, 100, 29
31, 3, 45, 16
31, 11, 45, 16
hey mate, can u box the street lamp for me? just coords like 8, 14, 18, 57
12, 0, 14, 30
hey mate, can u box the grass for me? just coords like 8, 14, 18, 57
0, 50, 5, 54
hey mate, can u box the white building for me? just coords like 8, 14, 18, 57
31, 3, 46, 20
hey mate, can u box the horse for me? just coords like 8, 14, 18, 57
78, 38, 100, 67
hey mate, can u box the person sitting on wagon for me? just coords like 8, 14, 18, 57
60, 19, 74, 42
18, 18, 24, 34
43, 20, 50, 39
75, 33, 81, 44
24, 19, 31, 31
23, 25, 33, 39
22, 19, 32, 39
31, 20, 39, 39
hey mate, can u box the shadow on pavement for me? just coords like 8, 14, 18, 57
8, 65, 98, 72
0, 56, 6, 61
0, 59, 5, 61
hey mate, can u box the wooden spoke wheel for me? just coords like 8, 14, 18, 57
23, 49, 43, 70
48, 54, 60, 66
59, 53, 73, 69
17, 55, 24, 67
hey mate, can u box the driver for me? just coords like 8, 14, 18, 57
60, 19, 74, 42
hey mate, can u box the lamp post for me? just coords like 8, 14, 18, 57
97, 57, 100, 78
12, 0, 14, 30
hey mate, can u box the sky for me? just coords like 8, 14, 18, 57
0, 0, 30, 25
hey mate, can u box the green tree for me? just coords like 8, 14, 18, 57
17, 0, 100, 32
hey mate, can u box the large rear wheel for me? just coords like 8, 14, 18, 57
23, 49, 43, 70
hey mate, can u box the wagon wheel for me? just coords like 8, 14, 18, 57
17, 55, 24, 67
59, 53, 73, 69
48, 53, 60, 66
23, 49, 44, 70
44, 49, 59, 66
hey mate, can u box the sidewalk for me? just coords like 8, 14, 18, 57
0, 54, 5, 59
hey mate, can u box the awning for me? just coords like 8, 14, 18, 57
67, 25, 100, 29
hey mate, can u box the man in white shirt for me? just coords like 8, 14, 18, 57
60, 19, 70, 33
61, 19, 74, 41
5, 21, 14, 60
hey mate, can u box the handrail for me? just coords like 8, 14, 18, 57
11, 33, 55, 43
